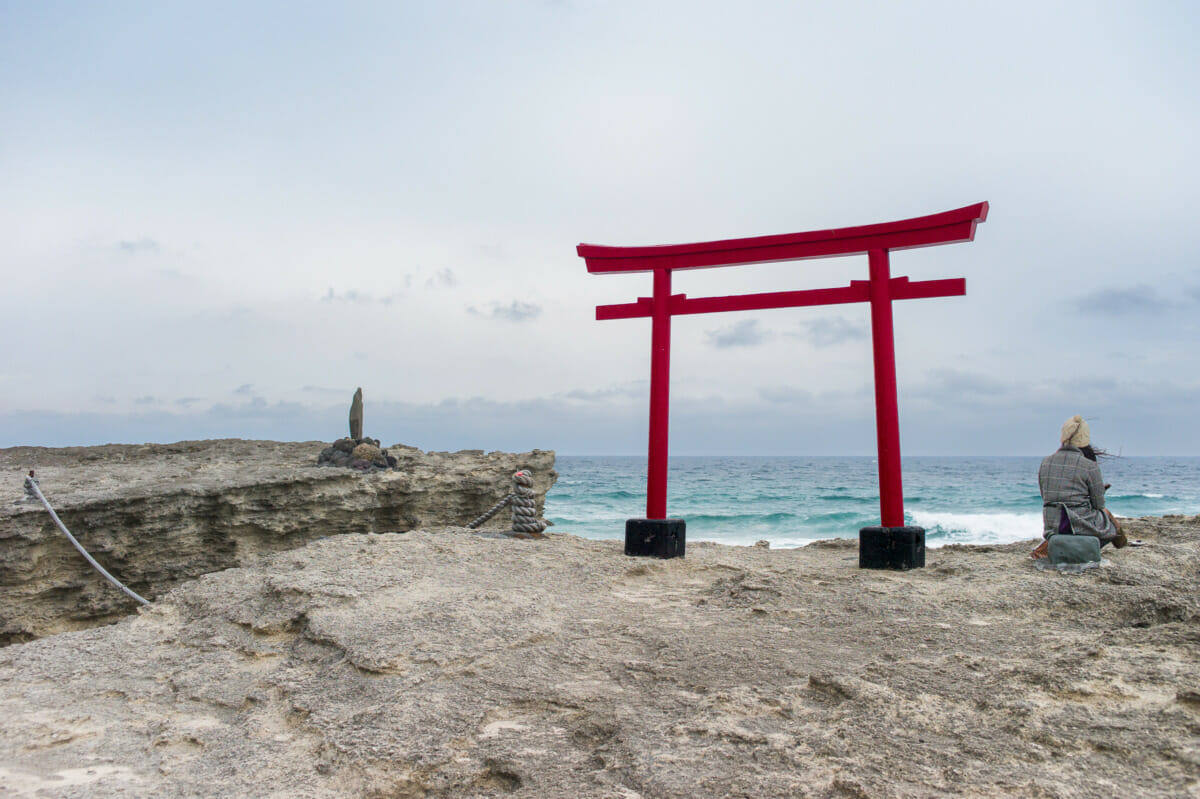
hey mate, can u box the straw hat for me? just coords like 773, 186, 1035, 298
1060, 415, 1091, 447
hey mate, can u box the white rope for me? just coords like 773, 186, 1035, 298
23, 475, 150, 606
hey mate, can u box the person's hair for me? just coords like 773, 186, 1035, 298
1079, 445, 1113, 462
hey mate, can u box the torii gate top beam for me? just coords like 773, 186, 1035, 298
577, 202, 988, 274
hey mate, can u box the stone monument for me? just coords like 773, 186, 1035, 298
349, 387, 364, 440
316, 387, 396, 471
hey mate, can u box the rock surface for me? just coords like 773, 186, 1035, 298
350, 443, 382, 463
0, 440, 555, 645
317, 437, 395, 471
0, 516, 1198, 797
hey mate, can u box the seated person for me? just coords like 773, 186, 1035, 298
1033, 415, 1126, 558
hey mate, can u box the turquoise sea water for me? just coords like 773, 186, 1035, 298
545, 456, 1200, 548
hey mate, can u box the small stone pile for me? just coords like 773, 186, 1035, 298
316, 387, 397, 472
317, 437, 397, 472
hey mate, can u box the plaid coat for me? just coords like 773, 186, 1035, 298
1038, 445, 1116, 541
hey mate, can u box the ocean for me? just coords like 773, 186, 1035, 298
545, 455, 1200, 548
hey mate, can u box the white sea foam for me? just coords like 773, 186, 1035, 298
690, 534, 820, 550
909, 510, 1043, 547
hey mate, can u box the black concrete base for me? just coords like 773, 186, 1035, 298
625, 518, 686, 558
859, 526, 925, 570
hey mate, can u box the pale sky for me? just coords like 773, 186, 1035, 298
3, 1, 1198, 454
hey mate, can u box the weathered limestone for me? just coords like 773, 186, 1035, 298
0, 517, 1197, 796
0, 439, 555, 644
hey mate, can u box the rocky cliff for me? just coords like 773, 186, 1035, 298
0, 440, 556, 645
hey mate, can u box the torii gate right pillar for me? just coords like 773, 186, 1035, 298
860, 247, 926, 569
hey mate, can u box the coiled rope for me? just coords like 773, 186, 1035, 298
23, 474, 150, 606
466, 470, 548, 533
466, 494, 513, 529
510, 470, 548, 533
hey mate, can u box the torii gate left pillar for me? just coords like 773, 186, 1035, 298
578, 202, 989, 567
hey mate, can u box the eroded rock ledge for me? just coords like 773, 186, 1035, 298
0, 518, 1197, 797
0, 439, 556, 644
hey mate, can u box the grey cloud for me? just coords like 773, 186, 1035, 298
1069, 376, 1120, 394
425, 268, 456, 289
1077, 284, 1170, 315
787, 317, 868, 348
322, 288, 400, 305
118, 238, 160, 254
223, 305, 256, 322
706, 320, 765, 349
302, 385, 349, 395
0, 400, 336, 449
562, 383, 646, 402
7, 377, 1200, 455
468, 301, 543, 322
134, 395, 156, 405
473, 242, 506, 259
917, 369, 1008, 398
175, 397, 203, 408
758, 386, 814, 404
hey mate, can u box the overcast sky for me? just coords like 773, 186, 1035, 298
2, 1, 1198, 455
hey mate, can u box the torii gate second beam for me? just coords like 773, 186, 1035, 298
577, 202, 989, 564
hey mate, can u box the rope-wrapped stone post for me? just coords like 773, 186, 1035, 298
466, 470, 548, 534
510, 470, 548, 534
22, 470, 39, 502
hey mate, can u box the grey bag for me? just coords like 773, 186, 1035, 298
1048, 533, 1101, 565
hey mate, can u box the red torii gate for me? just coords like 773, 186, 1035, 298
577, 202, 989, 565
